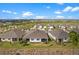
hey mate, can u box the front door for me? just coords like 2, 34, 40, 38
58, 39, 63, 44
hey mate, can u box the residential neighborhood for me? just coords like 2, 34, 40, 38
0, 20, 79, 43
0, 20, 79, 55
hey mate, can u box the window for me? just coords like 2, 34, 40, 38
12, 38, 17, 41
31, 39, 34, 41
8, 38, 10, 40
26, 38, 29, 41
37, 39, 40, 40
41, 38, 47, 42
19, 38, 22, 41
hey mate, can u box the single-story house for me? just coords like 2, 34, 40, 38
68, 25, 77, 30
70, 29, 79, 34
48, 29, 69, 42
23, 30, 48, 42
33, 24, 43, 29
48, 24, 55, 31
59, 24, 68, 29
0, 29, 25, 42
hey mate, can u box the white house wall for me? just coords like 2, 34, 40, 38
63, 38, 69, 42
1, 38, 12, 42
30, 38, 41, 42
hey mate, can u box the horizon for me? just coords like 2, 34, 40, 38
0, 19, 79, 21
0, 3, 79, 20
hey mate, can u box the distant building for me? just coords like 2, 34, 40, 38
48, 24, 55, 31
32, 24, 47, 30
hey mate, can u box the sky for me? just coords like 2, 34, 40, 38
0, 3, 79, 20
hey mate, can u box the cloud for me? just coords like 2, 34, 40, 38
46, 6, 51, 9
55, 15, 64, 19
22, 12, 33, 17
2, 10, 12, 13
2, 10, 17, 14
63, 6, 79, 12
35, 16, 45, 19
57, 3, 64, 5
54, 11, 62, 14
71, 7, 79, 12
63, 6, 73, 12
14, 17, 20, 19
54, 6, 73, 15
13, 12, 17, 14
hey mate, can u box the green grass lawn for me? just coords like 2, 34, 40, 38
0, 41, 79, 50
0, 41, 79, 55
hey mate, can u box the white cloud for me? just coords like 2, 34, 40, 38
2, 10, 17, 15
35, 16, 45, 19
57, 3, 64, 5
2, 10, 12, 13
54, 6, 73, 15
55, 15, 64, 19
54, 6, 79, 15
63, 6, 79, 12
63, 6, 73, 12
14, 17, 20, 19
71, 7, 79, 12
46, 6, 51, 9
22, 12, 33, 17
13, 12, 17, 14
54, 11, 62, 14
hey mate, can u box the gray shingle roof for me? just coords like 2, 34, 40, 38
0, 29, 25, 38
23, 30, 48, 39
49, 29, 68, 39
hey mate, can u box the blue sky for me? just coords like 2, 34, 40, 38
0, 3, 79, 19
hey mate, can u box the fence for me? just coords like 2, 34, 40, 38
0, 48, 79, 55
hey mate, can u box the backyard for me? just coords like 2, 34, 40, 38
0, 41, 79, 55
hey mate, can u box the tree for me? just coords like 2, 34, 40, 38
20, 39, 30, 46
69, 31, 79, 46
69, 31, 79, 54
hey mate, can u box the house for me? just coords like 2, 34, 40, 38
58, 24, 70, 30
32, 24, 43, 29
0, 29, 25, 42
54, 24, 59, 29
32, 24, 47, 30
48, 29, 69, 42
23, 30, 48, 42
70, 29, 79, 34
48, 24, 55, 31
69, 25, 77, 29
77, 25, 79, 29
